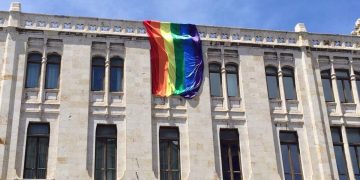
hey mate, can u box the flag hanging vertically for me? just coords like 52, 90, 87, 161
143, 21, 204, 99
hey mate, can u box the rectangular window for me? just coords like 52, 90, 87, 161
331, 127, 348, 180
279, 131, 302, 180
23, 123, 50, 179
220, 129, 242, 180
95, 125, 117, 180
346, 128, 360, 179
159, 127, 180, 180
336, 70, 353, 103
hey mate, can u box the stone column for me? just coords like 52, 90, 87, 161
54, 37, 92, 179
298, 49, 335, 179
220, 48, 229, 110
122, 40, 156, 179
330, 58, 343, 115
277, 54, 287, 112
239, 48, 281, 179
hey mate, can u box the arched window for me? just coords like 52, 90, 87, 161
336, 69, 353, 103
25, 53, 42, 88
209, 63, 222, 97
321, 70, 334, 102
265, 66, 280, 99
45, 54, 61, 89
110, 57, 124, 92
91, 57, 105, 91
282, 67, 297, 100
225, 63, 239, 97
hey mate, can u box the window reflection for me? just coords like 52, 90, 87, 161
225, 64, 239, 97
25, 53, 42, 88
45, 54, 61, 89
282, 67, 297, 100
321, 70, 334, 102
209, 63, 222, 97
110, 57, 124, 92
159, 127, 180, 180
220, 129, 242, 180
336, 70, 353, 103
331, 127, 349, 179
279, 131, 303, 180
91, 57, 106, 91
265, 66, 280, 99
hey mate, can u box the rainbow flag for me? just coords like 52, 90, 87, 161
143, 21, 204, 99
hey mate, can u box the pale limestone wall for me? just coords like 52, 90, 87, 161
0, 2, 360, 180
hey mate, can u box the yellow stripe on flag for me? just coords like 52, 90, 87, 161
160, 22, 176, 96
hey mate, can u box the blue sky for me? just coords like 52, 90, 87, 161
0, 0, 359, 35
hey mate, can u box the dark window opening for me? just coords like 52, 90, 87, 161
265, 66, 280, 99
331, 127, 349, 180
25, 53, 42, 88
336, 70, 353, 103
91, 57, 106, 91
279, 131, 303, 180
110, 57, 124, 92
346, 128, 360, 179
23, 123, 50, 179
95, 125, 117, 180
225, 64, 239, 97
45, 54, 61, 89
321, 70, 334, 102
209, 63, 222, 97
159, 127, 180, 180
282, 67, 297, 100
220, 129, 242, 180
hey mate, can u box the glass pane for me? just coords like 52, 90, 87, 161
294, 174, 302, 180
334, 146, 348, 176
47, 54, 61, 63
339, 175, 348, 180
281, 145, 291, 173
24, 137, 37, 169
343, 80, 354, 103
331, 127, 342, 143
231, 144, 241, 171
221, 145, 230, 171
95, 139, 105, 170
170, 141, 179, 169
225, 65, 237, 73
107, 170, 116, 180
28, 124, 49, 135
290, 145, 301, 173
171, 171, 180, 180
95, 170, 105, 180
266, 75, 279, 99
222, 172, 231, 180
233, 172, 242, 180
160, 171, 168, 180
210, 73, 222, 97
226, 73, 239, 97
159, 128, 179, 140
209, 64, 221, 72
347, 129, 360, 144
37, 137, 49, 169
336, 70, 349, 79
92, 66, 105, 91
28, 53, 42, 62
266, 67, 277, 75
24, 169, 35, 179
220, 129, 239, 141
159, 142, 168, 170
26, 63, 41, 88
280, 132, 298, 143
337, 80, 346, 103
45, 63, 60, 89
37, 169, 46, 179
107, 139, 116, 169
283, 76, 296, 100
96, 125, 117, 138
355, 175, 360, 180
357, 80, 360, 101
350, 147, 360, 174
284, 174, 292, 180
322, 79, 334, 102
110, 67, 123, 92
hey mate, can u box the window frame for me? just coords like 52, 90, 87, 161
265, 66, 280, 100
91, 56, 106, 91
219, 129, 242, 180
23, 123, 50, 179
25, 52, 43, 88
159, 127, 181, 180
282, 66, 297, 100
225, 63, 240, 97
209, 62, 223, 97
109, 56, 124, 92
44, 53, 61, 89
279, 131, 303, 180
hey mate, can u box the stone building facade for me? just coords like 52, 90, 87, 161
1, 2, 360, 180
